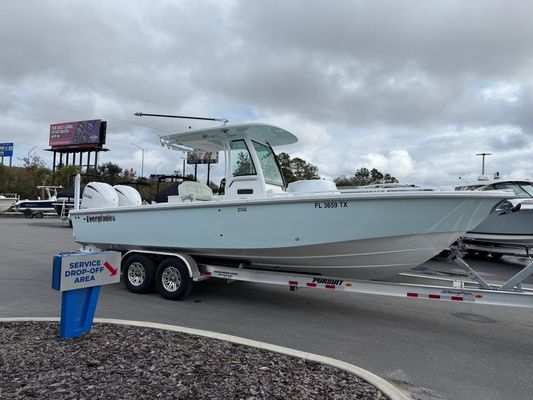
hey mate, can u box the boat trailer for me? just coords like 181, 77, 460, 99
114, 248, 533, 308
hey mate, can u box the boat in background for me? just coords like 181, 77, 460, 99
14, 186, 62, 217
456, 177, 533, 247
0, 194, 18, 213
71, 123, 508, 280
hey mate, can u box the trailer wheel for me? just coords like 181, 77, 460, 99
34, 211, 44, 219
123, 254, 156, 294
155, 258, 193, 300
23, 209, 33, 218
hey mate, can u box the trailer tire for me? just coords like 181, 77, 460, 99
123, 254, 156, 294
155, 258, 193, 300
34, 211, 44, 219
23, 209, 33, 218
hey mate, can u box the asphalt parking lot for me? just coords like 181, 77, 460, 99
1, 215, 532, 400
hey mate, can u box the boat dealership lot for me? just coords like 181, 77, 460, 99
1, 216, 532, 400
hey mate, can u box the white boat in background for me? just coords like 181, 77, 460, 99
456, 177, 533, 247
0, 194, 18, 213
14, 186, 62, 216
71, 123, 508, 280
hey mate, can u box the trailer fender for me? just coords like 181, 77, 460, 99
122, 250, 201, 279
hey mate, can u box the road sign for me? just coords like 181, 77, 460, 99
0, 142, 13, 157
53, 251, 121, 291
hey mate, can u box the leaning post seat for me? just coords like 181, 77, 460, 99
178, 181, 214, 201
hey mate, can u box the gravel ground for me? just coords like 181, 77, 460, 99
0, 321, 388, 400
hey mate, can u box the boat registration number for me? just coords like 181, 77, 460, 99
314, 201, 348, 209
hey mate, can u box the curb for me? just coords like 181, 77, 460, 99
0, 317, 410, 400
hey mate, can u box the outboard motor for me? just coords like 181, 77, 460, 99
114, 185, 142, 206
81, 182, 119, 209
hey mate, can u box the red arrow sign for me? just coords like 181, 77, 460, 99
104, 261, 118, 276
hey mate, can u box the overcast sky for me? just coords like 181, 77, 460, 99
1, 0, 533, 188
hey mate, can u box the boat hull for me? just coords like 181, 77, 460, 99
0, 198, 16, 213
110, 232, 460, 279
463, 207, 533, 246
72, 192, 505, 280
15, 200, 56, 212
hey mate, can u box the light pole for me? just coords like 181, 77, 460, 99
131, 143, 145, 178
154, 162, 162, 176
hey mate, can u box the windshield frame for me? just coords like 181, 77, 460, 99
251, 140, 285, 187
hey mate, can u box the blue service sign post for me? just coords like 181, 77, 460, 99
52, 251, 121, 339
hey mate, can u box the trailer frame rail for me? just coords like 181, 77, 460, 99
198, 253, 533, 308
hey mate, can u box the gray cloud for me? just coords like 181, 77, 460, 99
1, 0, 533, 185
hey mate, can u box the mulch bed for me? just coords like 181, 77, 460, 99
0, 321, 388, 399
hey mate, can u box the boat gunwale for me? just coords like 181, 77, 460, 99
70, 190, 510, 216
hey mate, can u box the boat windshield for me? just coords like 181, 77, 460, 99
230, 140, 257, 177
251, 141, 284, 186
518, 183, 533, 197
456, 185, 484, 191
484, 182, 533, 197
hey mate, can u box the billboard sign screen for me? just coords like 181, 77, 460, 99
187, 151, 219, 165
0, 143, 14, 157
49, 120, 105, 148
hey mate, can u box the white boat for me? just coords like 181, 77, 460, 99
0, 194, 18, 213
456, 177, 533, 247
14, 186, 62, 215
71, 123, 508, 280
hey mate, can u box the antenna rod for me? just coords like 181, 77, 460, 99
476, 153, 492, 175
134, 112, 228, 124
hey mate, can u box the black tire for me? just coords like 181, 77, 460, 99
155, 258, 193, 300
122, 254, 156, 294
491, 253, 503, 260
23, 209, 33, 218
34, 211, 44, 219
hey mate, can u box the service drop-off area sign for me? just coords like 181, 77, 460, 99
53, 251, 121, 292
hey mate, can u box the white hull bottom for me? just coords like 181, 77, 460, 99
94, 231, 460, 280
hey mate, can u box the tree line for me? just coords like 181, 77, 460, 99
276, 152, 398, 187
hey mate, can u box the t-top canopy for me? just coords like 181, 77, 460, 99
159, 123, 298, 152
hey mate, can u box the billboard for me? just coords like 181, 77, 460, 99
187, 151, 219, 165
49, 120, 107, 149
0, 143, 14, 157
